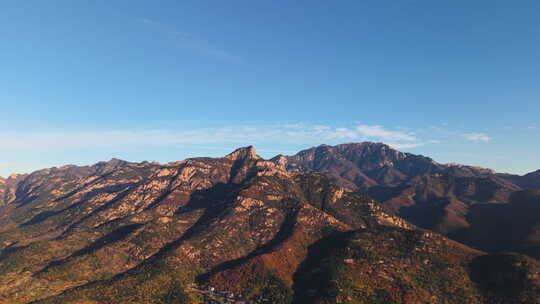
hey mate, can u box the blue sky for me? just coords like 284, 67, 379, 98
1, 0, 539, 176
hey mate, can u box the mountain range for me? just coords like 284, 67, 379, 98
0, 143, 539, 304
272, 143, 540, 259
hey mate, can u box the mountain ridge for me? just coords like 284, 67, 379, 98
3, 142, 538, 183
0, 144, 539, 303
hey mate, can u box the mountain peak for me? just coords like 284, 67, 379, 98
95, 158, 129, 167
1, 173, 26, 181
271, 154, 288, 168
8, 173, 21, 180
224, 145, 260, 161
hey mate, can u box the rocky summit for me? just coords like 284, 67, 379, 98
0, 144, 539, 304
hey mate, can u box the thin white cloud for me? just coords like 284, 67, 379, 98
356, 125, 417, 141
0, 123, 427, 153
141, 18, 240, 63
387, 142, 425, 149
464, 133, 492, 142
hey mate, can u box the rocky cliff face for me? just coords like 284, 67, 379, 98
0, 174, 26, 207
0, 146, 538, 304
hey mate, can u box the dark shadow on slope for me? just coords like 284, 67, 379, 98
228, 156, 259, 184
36, 223, 144, 276
448, 190, 540, 259
294, 173, 333, 212
13, 170, 119, 209
53, 187, 136, 241
139, 182, 243, 260
0, 243, 28, 262
13, 195, 39, 208
110, 182, 243, 271
291, 230, 356, 304
52, 172, 115, 203
469, 253, 535, 303
30, 182, 246, 302
397, 197, 449, 231
71, 223, 143, 258
142, 168, 189, 211
143, 187, 175, 211
367, 184, 408, 204
21, 210, 61, 227
21, 183, 138, 228
196, 206, 301, 284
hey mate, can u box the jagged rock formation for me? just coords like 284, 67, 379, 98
0, 146, 538, 304
273, 142, 540, 259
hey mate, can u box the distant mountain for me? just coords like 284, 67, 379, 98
501, 169, 540, 190
273, 142, 540, 258
1, 146, 538, 303
522, 170, 540, 189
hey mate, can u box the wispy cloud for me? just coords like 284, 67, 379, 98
0, 123, 426, 153
464, 133, 492, 143
387, 142, 424, 149
356, 125, 417, 141
141, 18, 240, 63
